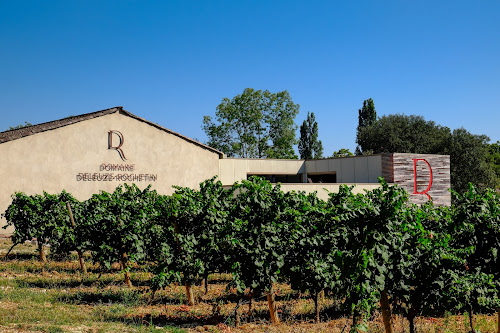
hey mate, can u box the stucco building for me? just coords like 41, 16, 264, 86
0, 107, 451, 233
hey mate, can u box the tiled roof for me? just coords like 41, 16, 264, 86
0, 106, 223, 156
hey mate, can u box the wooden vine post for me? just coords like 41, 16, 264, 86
267, 285, 280, 324
38, 242, 47, 262
248, 292, 253, 314
121, 252, 133, 288
184, 281, 195, 306
65, 202, 87, 274
203, 271, 209, 294
313, 290, 321, 323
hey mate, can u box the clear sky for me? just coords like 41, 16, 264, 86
1, 0, 499, 156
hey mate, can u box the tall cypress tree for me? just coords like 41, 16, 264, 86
298, 112, 323, 160
355, 98, 377, 155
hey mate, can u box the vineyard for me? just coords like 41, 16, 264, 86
1, 177, 500, 333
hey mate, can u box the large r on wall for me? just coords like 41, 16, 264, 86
413, 158, 433, 200
108, 130, 127, 161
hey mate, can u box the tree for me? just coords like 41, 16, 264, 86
355, 98, 377, 155
298, 112, 323, 160
356, 114, 450, 154
487, 141, 500, 188
448, 128, 496, 193
267, 91, 300, 159
8, 121, 32, 130
332, 148, 354, 158
203, 88, 299, 159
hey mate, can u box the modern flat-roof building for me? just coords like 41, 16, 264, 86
0, 107, 451, 233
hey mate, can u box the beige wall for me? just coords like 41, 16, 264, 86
219, 158, 305, 185
0, 112, 220, 233
305, 155, 382, 183
219, 155, 384, 185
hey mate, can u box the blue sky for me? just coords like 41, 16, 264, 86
1, 0, 499, 155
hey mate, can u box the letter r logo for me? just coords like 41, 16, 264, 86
108, 130, 127, 161
413, 159, 433, 200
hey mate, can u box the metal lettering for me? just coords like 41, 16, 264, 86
76, 167, 157, 182
108, 130, 127, 161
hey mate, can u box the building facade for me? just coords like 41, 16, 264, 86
0, 107, 451, 233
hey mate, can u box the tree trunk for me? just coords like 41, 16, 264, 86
121, 252, 132, 287
408, 315, 415, 333
204, 272, 209, 294
380, 290, 394, 333
267, 285, 280, 324
185, 281, 195, 306
77, 250, 87, 274
235, 303, 241, 327
39, 244, 47, 262
468, 307, 475, 333
4, 243, 16, 258
66, 202, 86, 274
497, 308, 499, 333
314, 290, 321, 323
248, 293, 253, 314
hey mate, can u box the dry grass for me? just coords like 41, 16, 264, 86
0, 238, 498, 333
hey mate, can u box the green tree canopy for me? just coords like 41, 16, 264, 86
487, 141, 500, 188
203, 88, 299, 159
356, 114, 450, 154
332, 148, 354, 158
448, 128, 496, 192
298, 112, 323, 160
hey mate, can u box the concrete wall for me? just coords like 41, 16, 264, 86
0, 112, 220, 233
219, 158, 305, 185
219, 155, 383, 185
305, 155, 382, 183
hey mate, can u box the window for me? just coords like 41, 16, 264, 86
247, 174, 303, 183
307, 173, 336, 183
